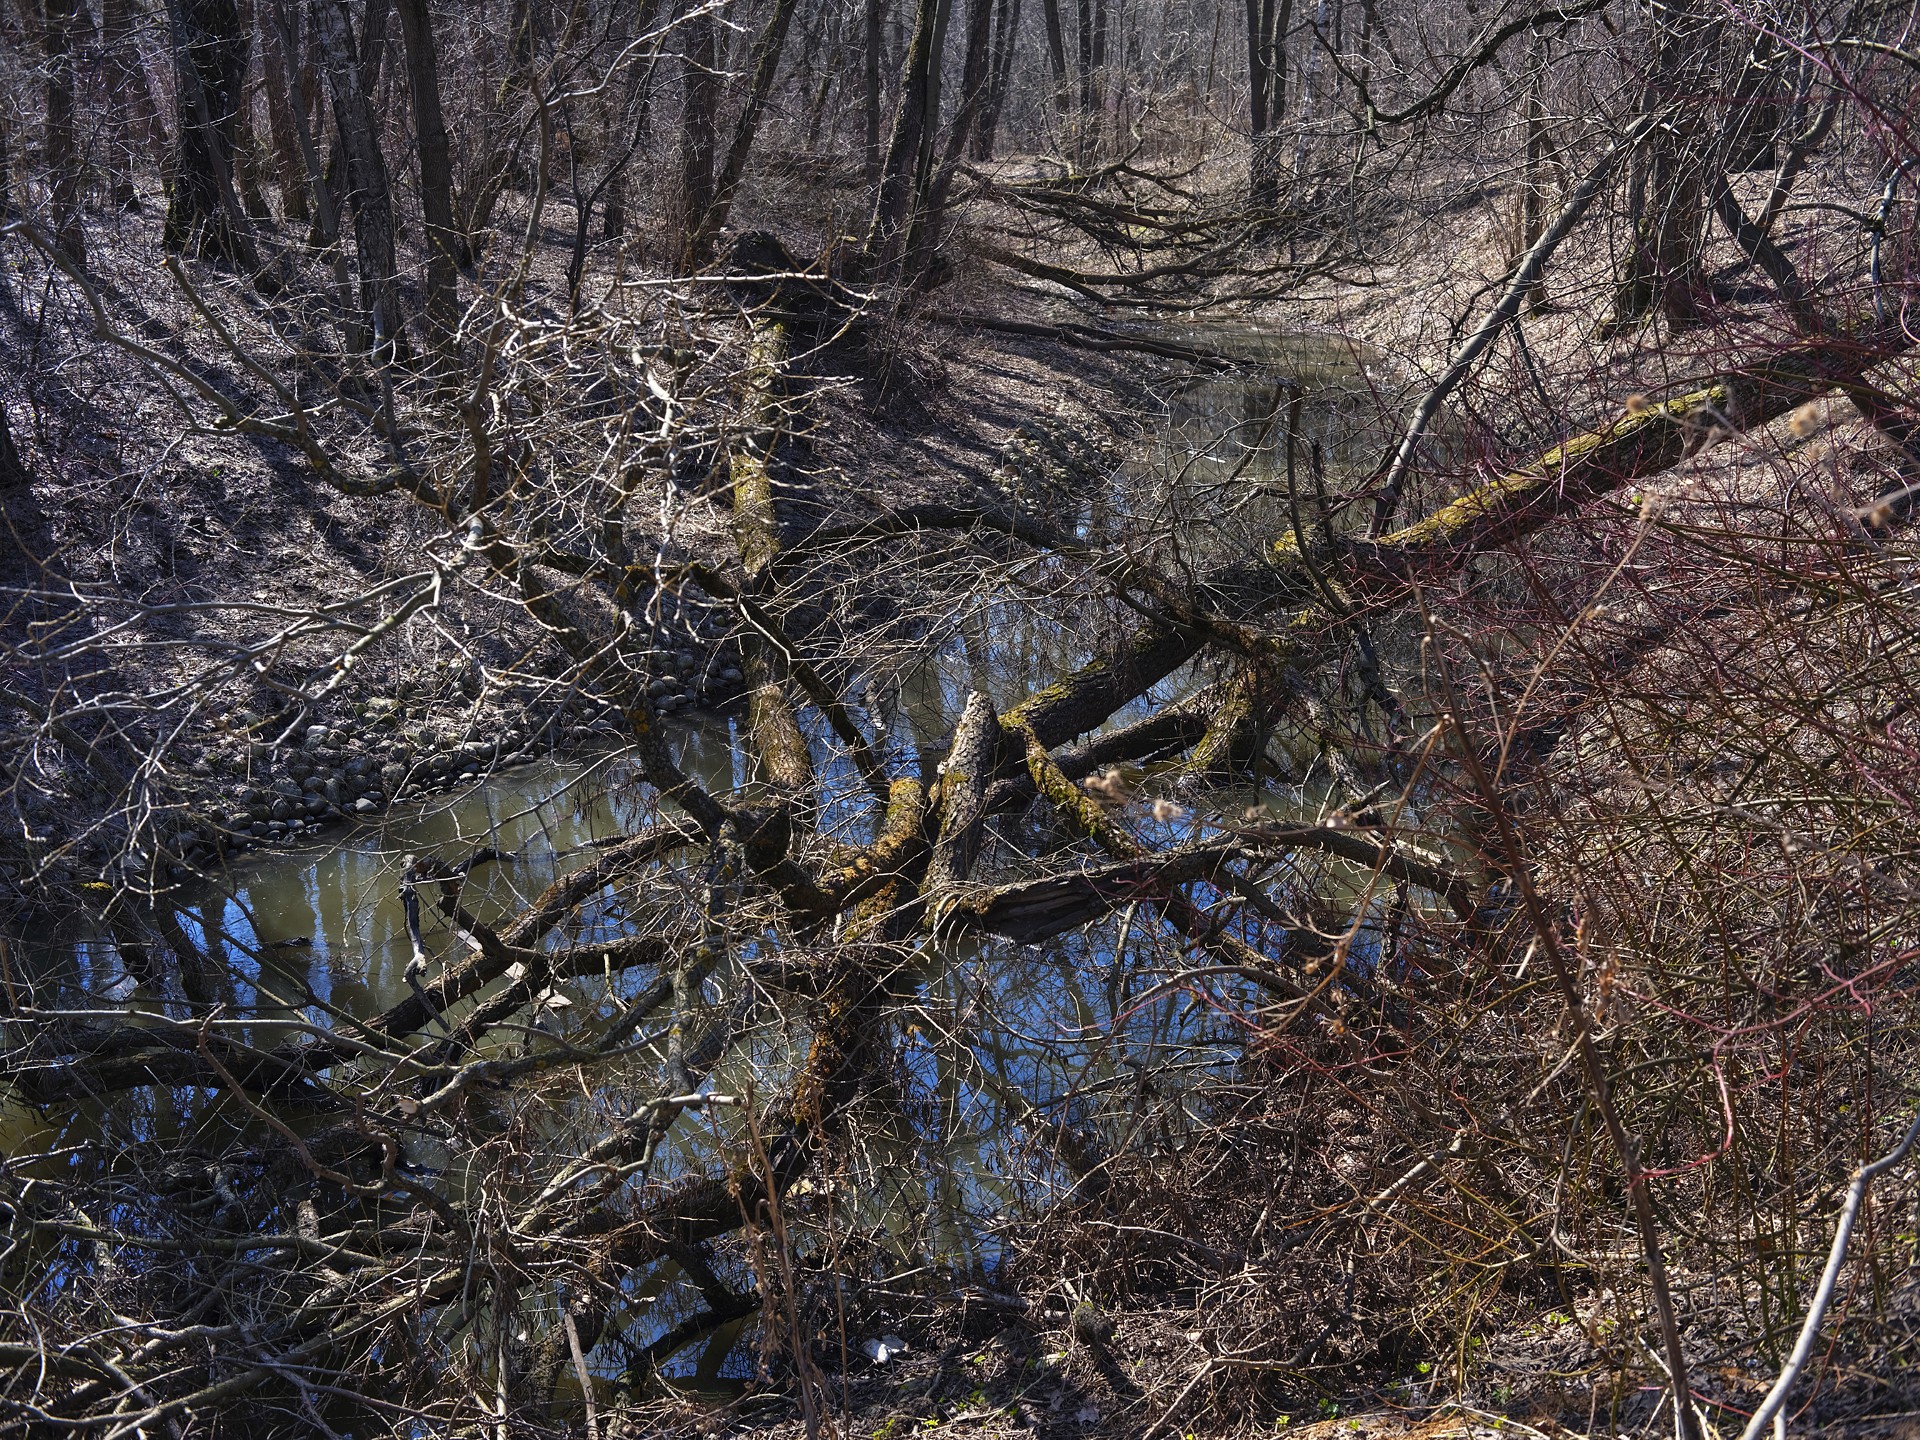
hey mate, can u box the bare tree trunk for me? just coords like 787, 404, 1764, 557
684, 0, 803, 268
677, 5, 718, 269
448, 0, 534, 267
101, 0, 169, 206
562, 0, 661, 295
971, 0, 1019, 160
1073, 0, 1094, 149
393, 0, 459, 350
43, 0, 86, 263
1040, 0, 1070, 117
602, 29, 656, 241
1727, 30, 1780, 173
864, 0, 886, 189
314, 0, 403, 357
257, 0, 310, 220
232, 0, 272, 219
163, 0, 263, 270
1610, 0, 1720, 328
905, 0, 994, 276
867, 0, 948, 278
1090, 0, 1108, 124
1519, 25, 1547, 311
264, 0, 359, 340
359, 0, 394, 92
1246, 0, 1290, 211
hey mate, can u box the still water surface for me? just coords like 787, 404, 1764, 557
15, 329, 1389, 1388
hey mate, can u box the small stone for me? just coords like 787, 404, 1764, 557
354, 797, 377, 813
380, 762, 406, 788
270, 797, 294, 821
458, 770, 478, 783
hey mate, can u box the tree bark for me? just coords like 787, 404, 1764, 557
101, 0, 170, 206
1074, 0, 1094, 123
393, 0, 460, 350
1246, 0, 1290, 211
677, 5, 719, 269
904, 0, 995, 277
1610, 0, 1720, 328
867, 0, 948, 277
601, 9, 658, 242
313, 0, 404, 358
232, 0, 273, 219
0, 400, 27, 490
256, 0, 310, 220
1040, 0, 1070, 116
43, 0, 86, 263
1519, 25, 1547, 311
684, 0, 803, 268
163, 0, 263, 269
864, 0, 887, 189
972, 0, 1020, 160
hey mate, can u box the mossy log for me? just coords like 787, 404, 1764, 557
731, 316, 814, 794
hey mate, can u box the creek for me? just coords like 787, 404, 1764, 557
11, 326, 1392, 1392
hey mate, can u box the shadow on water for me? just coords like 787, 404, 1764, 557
9, 330, 1413, 1395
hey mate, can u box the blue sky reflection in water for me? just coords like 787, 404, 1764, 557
13, 333, 1397, 1385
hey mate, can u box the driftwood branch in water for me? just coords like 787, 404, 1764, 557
926, 689, 1002, 898
947, 819, 1470, 947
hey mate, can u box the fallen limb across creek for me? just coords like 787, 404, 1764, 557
18, 322, 1917, 1430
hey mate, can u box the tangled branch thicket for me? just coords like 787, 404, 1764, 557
1, 0, 1920, 1434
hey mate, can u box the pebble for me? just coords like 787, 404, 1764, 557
354, 797, 377, 814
